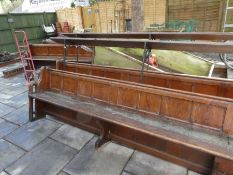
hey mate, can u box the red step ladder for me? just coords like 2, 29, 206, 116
14, 31, 36, 84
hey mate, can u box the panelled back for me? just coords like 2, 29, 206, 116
57, 62, 233, 99
47, 68, 233, 136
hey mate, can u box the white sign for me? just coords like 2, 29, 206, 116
74, 0, 89, 7
21, 0, 89, 13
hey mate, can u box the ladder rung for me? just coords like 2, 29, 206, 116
19, 45, 27, 48
23, 58, 33, 60
224, 24, 233, 28
25, 70, 35, 72
227, 7, 233, 10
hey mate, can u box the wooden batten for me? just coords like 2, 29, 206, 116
82, 6, 96, 31
56, 7, 83, 32
30, 44, 94, 59
93, 0, 131, 33
55, 0, 227, 33
144, 0, 166, 27
167, 0, 224, 32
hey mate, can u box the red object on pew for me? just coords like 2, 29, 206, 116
148, 54, 158, 67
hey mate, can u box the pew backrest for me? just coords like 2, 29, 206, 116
36, 67, 233, 136
56, 62, 233, 99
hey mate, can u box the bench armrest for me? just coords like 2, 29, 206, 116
29, 67, 48, 94
28, 81, 37, 93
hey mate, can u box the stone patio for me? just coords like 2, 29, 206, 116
0, 72, 202, 175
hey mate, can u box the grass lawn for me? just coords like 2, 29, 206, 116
94, 47, 142, 70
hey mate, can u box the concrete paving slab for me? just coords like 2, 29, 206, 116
0, 75, 18, 85
0, 85, 27, 97
0, 81, 24, 88
124, 151, 187, 175
2, 104, 28, 126
188, 171, 202, 175
5, 118, 61, 151
58, 171, 71, 175
0, 171, 9, 175
0, 94, 14, 100
64, 137, 134, 175
0, 84, 7, 91
0, 78, 24, 91
0, 118, 18, 138
50, 124, 94, 150
46, 115, 65, 125
7, 73, 25, 83
0, 139, 25, 172
0, 103, 15, 118
6, 139, 77, 175
0, 74, 25, 86
0, 91, 28, 108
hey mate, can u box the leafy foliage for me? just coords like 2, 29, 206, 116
89, 0, 97, 6
0, 0, 23, 13
89, 0, 113, 6
70, 2, 75, 8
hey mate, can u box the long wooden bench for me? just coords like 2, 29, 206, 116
56, 61, 233, 99
30, 44, 94, 58
29, 67, 233, 175
30, 44, 95, 68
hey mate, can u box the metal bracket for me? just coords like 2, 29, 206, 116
219, 53, 233, 70
63, 39, 68, 71
63, 39, 67, 62
149, 34, 156, 40
149, 34, 152, 40
75, 45, 79, 63
219, 40, 233, 70
140, 42, 151, 82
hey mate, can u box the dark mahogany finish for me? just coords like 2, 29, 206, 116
30, 44, 94, 58
57, 61, 233, 100
29, 67, 233, 175
50, 37, 233, 53
62, 32, 233, 41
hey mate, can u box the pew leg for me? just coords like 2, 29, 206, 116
35, 100, 46, 120
29, 97, 34, 122
95, 120, 110, 149
212, 157, 233, 175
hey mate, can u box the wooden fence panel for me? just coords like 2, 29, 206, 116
0, 12, 56, 52
144, 0, 166, 27
167, 0, 224, 32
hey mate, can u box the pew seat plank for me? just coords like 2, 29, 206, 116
29, 90, 233, 162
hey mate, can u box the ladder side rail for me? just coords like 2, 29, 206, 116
22, 31, 35, 71
13, 32, 30, 82
14, 30, 36, 83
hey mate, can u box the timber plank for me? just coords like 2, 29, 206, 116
57, 62, 233, 100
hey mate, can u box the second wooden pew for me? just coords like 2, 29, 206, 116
29, 67, 233, 175
56, 61, 233, 99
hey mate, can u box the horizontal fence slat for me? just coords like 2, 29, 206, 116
0, 12, 56, 52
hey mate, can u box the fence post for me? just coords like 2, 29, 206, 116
7, 12, 17, 51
